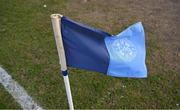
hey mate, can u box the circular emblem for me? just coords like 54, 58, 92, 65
111, 38, 137, 62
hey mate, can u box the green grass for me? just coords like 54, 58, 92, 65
0, 0, 179, 109
0, 85, 20, 108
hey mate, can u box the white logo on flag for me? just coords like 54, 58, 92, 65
112, 38, 137, 62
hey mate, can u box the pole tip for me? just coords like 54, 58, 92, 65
50, 14, 63, 19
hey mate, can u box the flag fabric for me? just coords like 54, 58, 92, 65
61, 16, 147, 78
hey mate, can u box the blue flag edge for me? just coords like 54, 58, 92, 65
104, 22, 148, 78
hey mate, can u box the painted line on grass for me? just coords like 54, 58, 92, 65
0, 67, 43, 110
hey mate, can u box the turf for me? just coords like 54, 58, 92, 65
0, 0, 179, 109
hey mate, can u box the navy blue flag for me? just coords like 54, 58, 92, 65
61, 16, 147, 78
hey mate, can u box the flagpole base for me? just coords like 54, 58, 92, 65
63, 73, 74, 110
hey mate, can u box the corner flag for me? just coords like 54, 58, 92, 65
51, 14, 148, 109
61, 16, 147, 78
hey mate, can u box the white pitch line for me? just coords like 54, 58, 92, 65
0, 67, 43, 110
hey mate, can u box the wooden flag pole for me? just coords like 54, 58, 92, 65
51, 14, 74, 110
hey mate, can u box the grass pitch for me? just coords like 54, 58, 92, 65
0, 0, 179, 109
